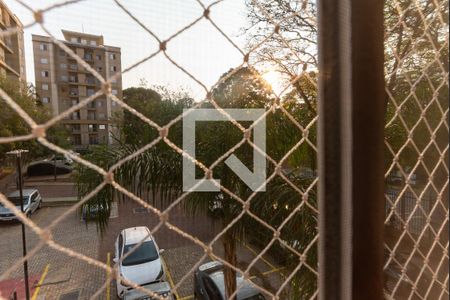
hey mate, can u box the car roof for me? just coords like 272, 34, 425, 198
121, 226, 153, 245
7, 189, 38, 197
199, 261, 263, 300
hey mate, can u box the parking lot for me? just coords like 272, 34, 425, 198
0, 206, 105, 299
0, 184, 287, 300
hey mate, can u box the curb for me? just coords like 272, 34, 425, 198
42, 197, 78, 207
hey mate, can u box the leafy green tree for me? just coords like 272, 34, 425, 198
0, 76, 69, 161
76, 67, 318, 298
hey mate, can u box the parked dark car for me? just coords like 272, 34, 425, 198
27, 161, 72, 177
194, 261, 266, 300
81, 203, 109, 221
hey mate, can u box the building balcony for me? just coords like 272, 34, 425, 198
0, 37, 13, 53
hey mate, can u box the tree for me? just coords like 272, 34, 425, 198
76, 67, 318, 298
0, 76, 69, 161
244, 0, 318, 115
383, 0, 448, 186
245, 0, 448, 185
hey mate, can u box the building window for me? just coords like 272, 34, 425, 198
71, 124, 80, 132
89, 135, 99, 145
41, 71, 49, 78
109, 53, 116, 60
95, 54, 102, 60
99, 124, 106, 130
88, 124, 98, 132
42, 97, 50, 104
88, 100, 96, 109
71, 134, 81, 145
71, 37, 78, 43
71, 111, 80, 120
40, 58, 48, 64
112, 101, 117, 107
71, 99, 79, 106
69, 64, 77, 70
60, 63, 67, 69
59, 49, 66, 56
42, 84, 49, 90
87, 89, 95, 96
90, 40, 97, 46
39, 43, 48, 51
69, 88, 78, 96
97, 100, 103, 107
84, 53, 93, 60
99, 113, 106, 120
97, 67, 103, 72
111, 78, 117, 83
110, 66, 117, 72
111, 89, 118, 95
88, 111, 96, 120
61, 75, 68, 81
81, 39, 87, 45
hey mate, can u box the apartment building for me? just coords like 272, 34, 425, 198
0, 0, 26, 82
32, 30, 122, 149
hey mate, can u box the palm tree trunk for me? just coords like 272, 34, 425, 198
223, 230, 237, 300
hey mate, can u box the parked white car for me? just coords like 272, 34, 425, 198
123, 281, 176, 300
114, 226, 165, 298
0, 189, 42, 221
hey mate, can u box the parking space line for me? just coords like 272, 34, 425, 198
106, 252, 111, 300
162, 258, 180, 300
31, 264, 50, 300
238, 239, 276, 270
262, 267, 284, 276
239, 239, 287, 279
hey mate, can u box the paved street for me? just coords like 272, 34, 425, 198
100, 200, 285, 299
0, 185, 286, 300
0, 206, 105, 299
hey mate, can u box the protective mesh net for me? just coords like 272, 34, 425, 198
383, 0, 449, 299
0, 0, 447, 299
0, 1, 319, 299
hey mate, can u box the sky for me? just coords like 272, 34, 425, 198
3, 0, 249, 100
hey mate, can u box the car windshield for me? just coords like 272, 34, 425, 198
4, 196, 29, 206
122, 241, 159, 266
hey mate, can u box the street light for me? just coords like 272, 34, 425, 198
6, 149, 30, 300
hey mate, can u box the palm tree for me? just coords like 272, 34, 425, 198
75, 67, 318, 299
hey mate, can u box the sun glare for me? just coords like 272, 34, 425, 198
261, 70, 283, 94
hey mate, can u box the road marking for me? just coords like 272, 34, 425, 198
162, 258, 180, 300
239, 239, 286, 279
239, 239, 276, 270
31, 264, 50, 300
106, 252, 111, 300
262, 267, 284, 276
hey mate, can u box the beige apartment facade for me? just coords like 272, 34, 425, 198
0, 0, 26, 82
32, 30, 122, 149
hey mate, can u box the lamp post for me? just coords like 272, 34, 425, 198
6, 149, 30, 300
